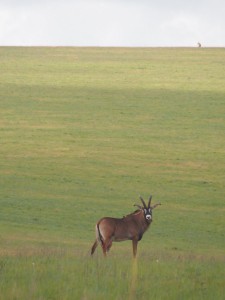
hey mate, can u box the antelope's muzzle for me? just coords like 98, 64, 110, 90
146, 214, 152, 221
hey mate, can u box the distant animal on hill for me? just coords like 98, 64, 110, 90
91, 195, 161, 258
197, 42, 202, 48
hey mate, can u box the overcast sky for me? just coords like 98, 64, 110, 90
0, 0, 224, 47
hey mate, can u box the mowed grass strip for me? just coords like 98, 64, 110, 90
0, 47, 224, 299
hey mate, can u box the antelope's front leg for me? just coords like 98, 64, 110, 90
132, 239, 138, 258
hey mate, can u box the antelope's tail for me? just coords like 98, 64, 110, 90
97, 223, 104, 246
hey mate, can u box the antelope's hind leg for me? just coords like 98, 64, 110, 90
101, 238, 112, 256
106, 240, 112, 253
91, 240, 98, 256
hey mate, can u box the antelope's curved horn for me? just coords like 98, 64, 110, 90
148, 195, 152, 208
139, 196, 147, 209
134, 204, 142, 210
151, 202, 161, 209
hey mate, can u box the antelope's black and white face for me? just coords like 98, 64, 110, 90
144, 208, 152, 221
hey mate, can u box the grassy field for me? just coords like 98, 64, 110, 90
0, 47, 224, 299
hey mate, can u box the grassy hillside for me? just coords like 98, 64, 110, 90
0, 47, 224, 299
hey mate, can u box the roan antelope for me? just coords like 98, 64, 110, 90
91, 195, 161, 258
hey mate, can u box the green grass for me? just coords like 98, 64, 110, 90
0, 251, 224, 300
0, 47, 224, 299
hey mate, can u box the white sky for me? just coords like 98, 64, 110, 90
0, 0, 224, 47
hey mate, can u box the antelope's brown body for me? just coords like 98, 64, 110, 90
91, 195, 161, 257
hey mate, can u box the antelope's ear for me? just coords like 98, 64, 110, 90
151, 202, 161, 210
134, 204, 142, 210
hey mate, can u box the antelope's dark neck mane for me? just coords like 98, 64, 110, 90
123, 209, 142, 218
